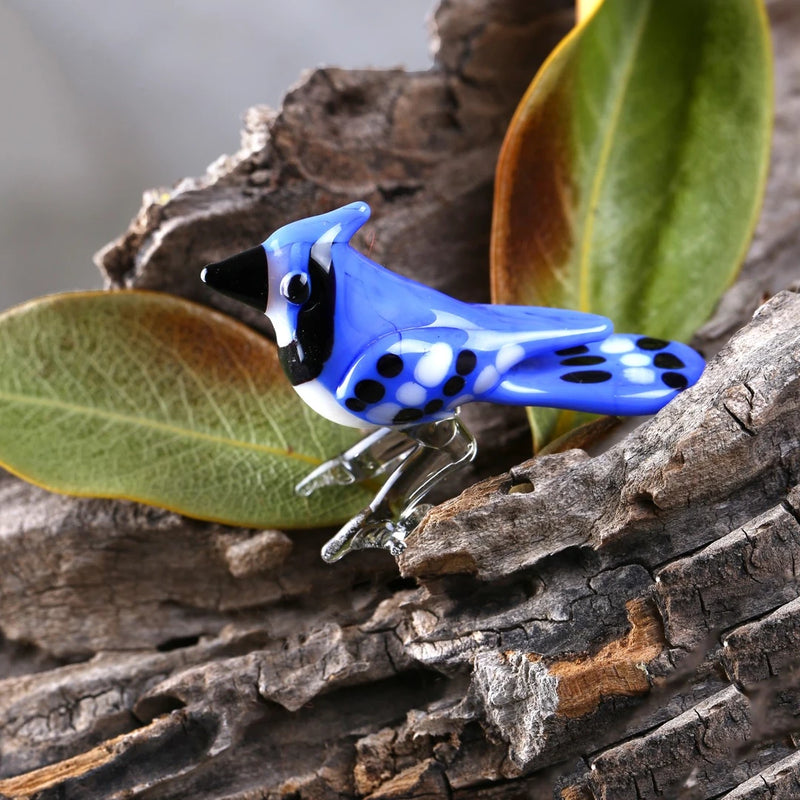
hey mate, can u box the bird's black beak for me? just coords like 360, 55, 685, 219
201, 245, 269, 312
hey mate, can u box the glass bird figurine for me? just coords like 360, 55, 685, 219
201, 202, 704, 561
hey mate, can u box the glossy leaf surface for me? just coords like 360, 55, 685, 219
492, 0, 772, 448
0, 291, 369, 527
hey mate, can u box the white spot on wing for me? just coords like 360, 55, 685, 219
473, 365, 499, 394
624, 367, 656, 384
396, 382, 426, 406
428, 310, 479, 330
367, 402, 402, 425
496, 343, 525, 372
620, 353, 650, 367
621, 389, 671, 399
414, 342, 453, 387
599, 335, 635, 354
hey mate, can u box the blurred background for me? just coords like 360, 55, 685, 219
0, 1, 433, 310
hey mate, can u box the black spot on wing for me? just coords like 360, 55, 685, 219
345, 397, 367, 412
393, 408, 424, 424
560, 370, 613, 384
424, 399, 443, 414
636, 337, 669, 351
556, 345, 590, 356
654, 352, 685, 369
443, 376, 465, 396
355, 380, 385, 404
662, 372, 688, 389
377, 353, 403, 378
456, 350, 477, 375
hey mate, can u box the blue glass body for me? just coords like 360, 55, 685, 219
203, 201, 705, 429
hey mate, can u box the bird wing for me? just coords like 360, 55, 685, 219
331, 306, 615, 427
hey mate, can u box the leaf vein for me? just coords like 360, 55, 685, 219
0, 390, 321, 466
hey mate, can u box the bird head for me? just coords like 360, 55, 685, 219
201, 201, 371, 339
202, 202, 372, 386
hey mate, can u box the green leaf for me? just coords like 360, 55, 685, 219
0, 291, 370, 528
491, 0, 773, 448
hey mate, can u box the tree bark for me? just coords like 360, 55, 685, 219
1, 1, 799, 798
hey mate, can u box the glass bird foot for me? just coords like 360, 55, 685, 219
296, 415, 477, 562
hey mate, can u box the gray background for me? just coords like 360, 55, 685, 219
0, 1, 433, 310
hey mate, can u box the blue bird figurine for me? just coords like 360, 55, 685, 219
201, 201, 704, 561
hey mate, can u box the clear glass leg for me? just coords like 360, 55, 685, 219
295, 426, 415, 496
296, 415, 477, 563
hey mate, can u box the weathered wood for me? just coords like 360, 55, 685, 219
585, 686, 794, 800
1, 0, 799, 798
655, 490, 800, 650
720, 750, 800, 799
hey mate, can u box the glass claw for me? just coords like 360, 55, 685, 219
295, 461, 357, 496
316, 415, 477, 562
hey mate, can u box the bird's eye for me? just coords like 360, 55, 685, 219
280, 272, 310, 304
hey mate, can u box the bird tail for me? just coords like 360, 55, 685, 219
483, 333, 704, 416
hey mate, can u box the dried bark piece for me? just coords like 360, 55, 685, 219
545, 598, 664, 719
364, 759, 449, 800
0, 475, 396, 658
723, 595, 800, 685
655, 491, 800, 650
585, 686, 792, 800
0, 715, 192, 799
719, 750, 800, 799
222, 529, 293, 577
